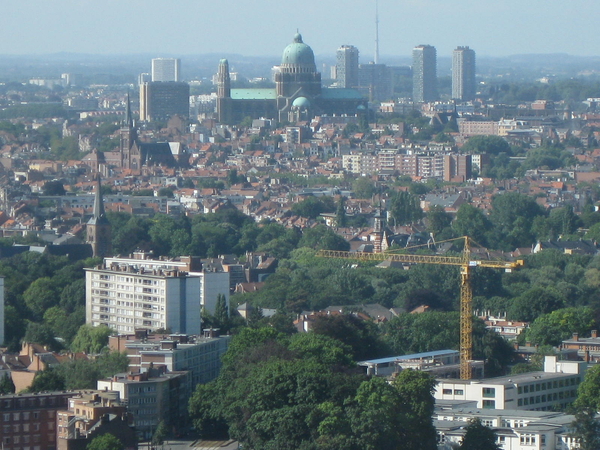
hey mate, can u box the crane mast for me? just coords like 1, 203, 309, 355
317, 236, 523, 380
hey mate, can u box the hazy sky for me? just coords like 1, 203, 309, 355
3, 0, 599, 59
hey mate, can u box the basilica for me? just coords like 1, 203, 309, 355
217, 33, 367, 124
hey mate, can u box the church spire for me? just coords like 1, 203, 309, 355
87, 173, 112, 258
125, 92, 133, 128
92, 173, 106, 221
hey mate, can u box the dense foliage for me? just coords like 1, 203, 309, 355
189, 327, 438, 450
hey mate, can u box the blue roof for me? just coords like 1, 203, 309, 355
358, 349, 458, 365
230, 88, 277, 100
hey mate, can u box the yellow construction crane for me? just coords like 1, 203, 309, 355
317, 236, 523, 380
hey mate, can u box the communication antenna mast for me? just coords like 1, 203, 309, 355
374, 0, 380, 64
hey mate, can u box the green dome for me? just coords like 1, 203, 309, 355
292, 96, 310, 108
281, 33, 316, 68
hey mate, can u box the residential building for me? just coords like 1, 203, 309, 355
434, 356, 586, 411
97, 369, 190, 440
458, 118, 499, 136
108, 330, 230, 386
139, 81, 190, 122
452, 46, 476, 101
85, 253, 230, 335
0, 391, 77, 450
151, 58, 181, 82
359, 62, 393, 102
336, 45, 359, 89
561, 330, 600, 362
412, 45, 437, 103
56, 391, 136, 450
443, 154, 472, 182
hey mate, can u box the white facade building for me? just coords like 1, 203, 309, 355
85, 253, 229, 335
435, 357, 586, 411
151, 58, 181, 82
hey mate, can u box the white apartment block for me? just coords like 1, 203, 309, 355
435, 357, 586, 412
342, 150, 463, 179
85, 253, 230, 335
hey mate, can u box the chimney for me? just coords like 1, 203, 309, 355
592, 330, 598, 339
573, 333, 579, 341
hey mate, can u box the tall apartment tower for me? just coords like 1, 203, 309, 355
336, 45, 359, 88
412, 45, 438, 103
452, 46, 476, 101
151, 58, 181, 82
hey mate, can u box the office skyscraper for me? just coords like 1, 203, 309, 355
452, 46, 476, 101
412, 45, 437, 103
152, 58, 181, 82
139, 81, 190, 122
336, 45, 359, 88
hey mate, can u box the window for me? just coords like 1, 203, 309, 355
483, 387, 495, 398
454, 389, 464, 395
442, 389, 452, 395
483, 400, 495, 409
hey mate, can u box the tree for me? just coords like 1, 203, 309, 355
23, 322, 62, 351
526, 307, 596, 346
391, 370, 437, 450
42, 180, 66, 196
213, 294, 231, 333
298, 225, 350, 251
461, 135, 512, 156
507, 286, 565, 322
388, 191, 423, 226
426, 205, 453, 237
291, 196, 333, 219
336, 196, 348, 227
23, 277, 59, 320
489, 192, 545, 249
71, 325, 113, 354
311, 314, 383, 361
0, 372, 15, 394
157, 187, 174, 198
459, 418, 500, 450
152, 420, 168, 446
452, 204, 491, 246
352, 177, 376, 199
574, 364, 600, 411
87, 433, 124, 450
570, 409, 600, 450
28, 368, 65, 392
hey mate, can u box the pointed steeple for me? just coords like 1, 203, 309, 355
92, 173, 107, 223
87, 173, 112, 258
125, 92, 133, 129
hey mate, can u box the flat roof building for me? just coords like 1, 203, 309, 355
151, 58, 181, 82
85, 253, 230, 335
434, 356, 586, 411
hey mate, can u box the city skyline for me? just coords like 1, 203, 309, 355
3, 1, 600, 58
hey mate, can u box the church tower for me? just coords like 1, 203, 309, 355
120, 93, 140, 170
217, 59, 233, 124
87, 174, 112, 258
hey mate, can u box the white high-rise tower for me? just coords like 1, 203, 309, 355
151, 58, 181, 82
